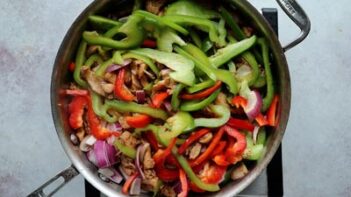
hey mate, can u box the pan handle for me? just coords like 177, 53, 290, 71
275, 0, 311, 51
27, 165, 79, 197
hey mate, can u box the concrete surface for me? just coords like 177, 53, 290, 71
0, 0, 350, 196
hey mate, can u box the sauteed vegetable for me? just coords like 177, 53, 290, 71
64, 0, 279, 196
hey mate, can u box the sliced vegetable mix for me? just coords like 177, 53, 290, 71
64, 1, 280, 196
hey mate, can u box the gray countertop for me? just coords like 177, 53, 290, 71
1, 0, 350, 196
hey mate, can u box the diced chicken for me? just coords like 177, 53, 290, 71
146, 0, 168, 15
199, 133, 213, 144
118, 117, 130, 129
120, 155, 136, 176
142, 169, 159, 192
119, 131, 139, 148
143, 145, 155, 169
101, 82, 114, 94
215, 92, 230, 108
187, 143, 202, 160
160, 185, 176, 197
231, 162, 249, 180
104, 72, 116, 84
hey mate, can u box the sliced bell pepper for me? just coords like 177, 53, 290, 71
189, 29, 202, 48
231, 95, 248, 108
193, 104, 231, 129
88, 15, 122, 31
257, 38, 274, 111
164, 0, 220, 19
158, 112, 194, 146
122, 172, 139, 195
154, 138, 179, 182
68, 96, 87, 129
210, 141, 227, 157
125, 114, 152, 128
151, 92, 169, 108
64, 89, 89, 96
68, 62, 75, 72
73, 41, 88, 87
114, 140, 137, 159
181, 81, 222, 100
178, 169, 188, 197
153, 138, 177, 163
104, 99, 168, 120
178, 128, 210, 154
143, 131, 159, 151
243, 133, 264, 160
142, 39, 157, 48
131, 48, 195, 86
255, 113, 269, 126
210, 36, 257, 68
224, 126, 247, 164
115, 68, 135, 102
83, 14, 145, 49
172, 148, 220, 192
156, 28, 186, 52
186, 79, 215, 94
91, 93, 118, 123
171, 84, 184, 110
267, 95, 279, 126
180, 89, 220, 112
226, 117, 255, 132
191, 126, 225, 167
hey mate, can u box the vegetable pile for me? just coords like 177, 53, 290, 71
64, 0, 280, 196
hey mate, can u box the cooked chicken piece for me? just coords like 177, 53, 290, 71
118, 117, 130, 129
76, 127, 85, 142
119, 131, 139, 148
187, 143, 202, 160
243, 26, 254, 37
104, 72, 116, 84
140, 76, 149, 87
137, 62, 147, 78
142, 169, 159, 192
146, 0, 168, 15
86, 45, 99, 56
101, 82, 114, 94
199, 132, 213, 144
160, 185, 176, 197
231, 162, 249, 180
215, 92, 230, 108
120, 155, 136, 176
143, 145, 155, 169
82, 68, 105, 96
131, 74, 142, 90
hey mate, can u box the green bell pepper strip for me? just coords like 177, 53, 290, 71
227, 61, 236, 73
134, 124, 162, 141
104, 99, 168, 120
176, 44, 239, 94
257, 38, 274, 111
189, 29, 202, 48
162, 15, 224, 47
228, 35, 259, 86
130, 48, 195, 86
186, 79, 215, 94
217, 18, 227, 47
88, 15, 122, 31
171, 83, 184, 110
156, 27, 186, 52
158, 112, 194, 146
201, 37, 213, 53
73, 41, 88, 87
133, 10, 189, 35
243, 133, 265, 160
91, 92, 118, 123
82, 14, 145, 50
219, 6, 263, 64
210, 36, 257, 68
164, 0, 220, 19
172, 148, 220, 192
252, 71, 267, 88
75, 54, 103, 86
174, 45, 216, 81
114, 140, 137, 159
193, 105, 230, 128
256, 127, 267, 145
122, 52, 159, 75
180, 88, 220, 112
85, 54, 103, 67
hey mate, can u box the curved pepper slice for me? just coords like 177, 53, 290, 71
165, 0, 220, 19
114, 140, 137, 159
68, 96, 88, 129
122, 172, 139, 195
115, 68, 135, 102
193, 104, 230, 129
151, 92, 169, 108
153, 138, 179, 181
226, 117, 255, 132
73, 41, 88, 87
178, 128, 210, 154
82, 14, 145, 49
125, 114, 152, 128
178, 169, 188, 197
223, 126, 247, 164
180, 89, 220, 112
181, 81, 222, 100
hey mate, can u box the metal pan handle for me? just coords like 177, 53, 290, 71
275, 0, 311, 51
27, 165, 79, 197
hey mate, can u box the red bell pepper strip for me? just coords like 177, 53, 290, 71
210, 141, 227, 157
178, 128, 210, 154
125, 114, 152, 128
142, 39, 157, 48
86, 95, 119, 139
115, 68, 135, 102
255, 113, 269, 126
154, 138, 179, 181
191, 127, 225, 167
213, 154, 230, 166
267, 95, 279, 126
166, 154, 180, 167
200, 164, 227, 184
226, 117, 255, 131
151, 92, 169, 108
231, 95, 247, 108
189, 182, 205, 193
180, 81, 222, 100
122, 172, 139, 195
68, 96, 87, 129
224, 126, 246, 164
143, 131, 159, 151
68, 62, 75, 72
178, 169, 188, 197
64, 89, 89, 96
